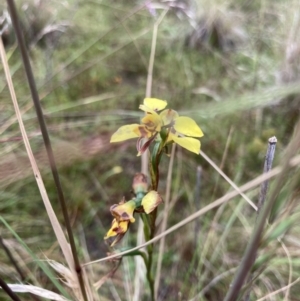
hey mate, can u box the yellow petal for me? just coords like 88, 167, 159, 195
141, 190, 163, 214
110, 124, 140, 142
104, 219, 130, 247
174, 116, 204, 137
117, 220, 129, 233
104, 219, 119, 239
171, 134, 201, 154
143, 98, 167, 111
139, 104, 158, 115
104, 219, 129, 239
160, 109, 179, 126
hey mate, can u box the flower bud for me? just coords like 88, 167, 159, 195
132, 173, 148, 195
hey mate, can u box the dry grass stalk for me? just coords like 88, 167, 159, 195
0, 33, 90, 301
6, 284, 71, 301
200, 150, 257, 210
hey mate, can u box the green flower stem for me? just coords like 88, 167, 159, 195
140, 213, 155, 300
146, 140, 165, 301
150, 137, 166, 190
121, 250, 149, 267
146, 245, 155, 301
121, 246, 153, 296
141, 214, 150, 241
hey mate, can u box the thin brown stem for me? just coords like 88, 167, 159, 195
0, 276, 22, 301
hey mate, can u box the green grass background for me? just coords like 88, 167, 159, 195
1, 0, 300, 300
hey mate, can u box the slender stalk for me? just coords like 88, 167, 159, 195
257, 137, 277, 212
155, 144, 176, 298
6, 1, 87, 301
200, 150, 257, 210
194, 166, 202, 243
135, 10, 168, 301
243, 136, 277, 301
146, 145, 165, 301
224, 124, 300, 301
146, 249, 155, 301
0, 276, 22, 301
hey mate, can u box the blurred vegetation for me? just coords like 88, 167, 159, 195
0, 0, 300, 300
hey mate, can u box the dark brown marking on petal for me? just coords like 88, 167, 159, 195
121, 212, 129, 219
116, 227, 124, 234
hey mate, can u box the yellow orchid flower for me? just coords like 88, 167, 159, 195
160, 109, 204, 154
104, 218, 130, 247
110, 98, 167, 153
105, 198, 137, 247
110, 199, 136, 223
110, 98, 203, 155
104, 173, 164, 247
